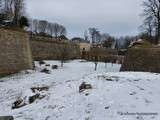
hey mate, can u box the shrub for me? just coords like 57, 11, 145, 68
18, 16, 29, 28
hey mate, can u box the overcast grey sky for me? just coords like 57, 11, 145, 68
26, 0, 143, 38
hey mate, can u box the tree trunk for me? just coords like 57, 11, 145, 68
95, 62, 98, 71
105, 62, 107, 68
157, 12, 160, 44
158, 22, 160, 44
61, 60, 64, 67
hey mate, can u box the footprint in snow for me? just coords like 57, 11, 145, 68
136, 116, 144, 120
85, 110, 91, 114
129, 91, 137, 95
148, 91, 153, 95
45, 116, 50, 120
144, 99, 152, 104
130, 104, 136, 108
135, 97, 139, 100
136, 86, 145, 91
147, 79, 151, 82
134, 79, 140, 82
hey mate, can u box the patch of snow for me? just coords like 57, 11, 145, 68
0, 60, 160, 120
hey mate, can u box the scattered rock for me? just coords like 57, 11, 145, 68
31, 86, 49, 93
24, 70, 32, 74
0, 116, 14, 120
39, 60, 45, 65
52, 65, 58, 69
79, 82, 92, 93
106, 76, 119, 81
45, 64, 50, 67
136, 86, 145, 90
12, 98, 26, 109
29, 93, 46, 104
134, 79, 140, 82
105, 106, 110, 109
12, 87, 47, 109
80, 60, 87, 63
58, 106, 65, 110
111, 76, 119, 81
106, 78, 114, 81
85, 93, 89, 96
29, 94, 42, 104
130, 91, 137, 95
41, 68, 50, 74
98, 75, 119, 82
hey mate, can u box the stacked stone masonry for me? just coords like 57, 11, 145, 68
0, 28, 33, 76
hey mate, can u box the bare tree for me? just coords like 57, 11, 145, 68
84, 30, 89, 41
12, 0, 25, 25
52, 23, 60, 38
95, 30, 101, 43
2, 0, 13, 14
29, 20, 67, 39
139, 16, 155, 43
59, 25, 67, 37
38, 20, 48, 33
59, 43, 71, 67
47, 22, 54, 37
142, 0, 160, 44
91, 47, 100, 71
32, 19, 39, 34
0, 0, 26, 26
102, 34, 115, 48
101, 33, 110, 41
52, 23, 67, 39
0, 0, 13, 22
89, 28, 100, 44
145, 17, 155, 38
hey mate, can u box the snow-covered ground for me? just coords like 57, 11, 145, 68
0, 60, 160, 120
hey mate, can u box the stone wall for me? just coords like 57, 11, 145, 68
0, 28, 33, 76
83, 47, 118, 62
120, 48, 160, 73
30, 36, 80, 60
